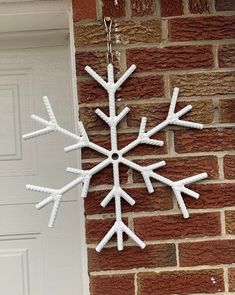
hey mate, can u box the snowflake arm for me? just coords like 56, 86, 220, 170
85, 63, 146, 252
23, 96, 111, 227
96, 161, 145, 252
26, 158, 111, 227
121, 157, 207, 219
119, 87, 203, 156
23, 96, 110, 157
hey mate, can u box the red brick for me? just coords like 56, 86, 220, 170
90, 274, 135, 295
225, 210, 235, 234
86, 218, 128, 243
131, 0, 155, 16
88, 244, 176, 271
224, 155, 235, 179
215, 0, 235, 11
72, 0, 96, 22
171, 71, 235, 97
189, 0, 211, 14
75, 51, 120, 77
169, 16, 235, 41
179, 239, 235, 266
218, 44, 235, 67
175, 128, 235, 153
118, 75, 164, 100
101, 0, 126, 18
83, 162, 129, 187
219, 99, 235, 123
184, 183, 235, 209
134, 212, 221, 241
138, 269, 224, 295
82, 133, 109, 160
85, 186, 173, 215
82, 131, 167, 160
127, 45, 214, 72
79, 105, 109, 132
74, 20, 162, 48
78, 74, 164, 104
229, 268, 235, 292
127, 100, 214, 128
133, 156, 218, 182
78, 80, 107, 104
160, 0, 183, 16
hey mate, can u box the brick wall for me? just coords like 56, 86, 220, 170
72, 0, 235, 294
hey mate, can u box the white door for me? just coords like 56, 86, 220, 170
0, 31, 87, 295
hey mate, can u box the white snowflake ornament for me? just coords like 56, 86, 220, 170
23, 63, 208, 252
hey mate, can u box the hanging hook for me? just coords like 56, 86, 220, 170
104, 16, 113, 65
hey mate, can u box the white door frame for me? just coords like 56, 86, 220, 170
0, 1, 89, 294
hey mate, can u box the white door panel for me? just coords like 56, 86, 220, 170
0, 47, 78, 204
0, 202, 83, 295
0, 43, 85, 294
0, 236, 44, 295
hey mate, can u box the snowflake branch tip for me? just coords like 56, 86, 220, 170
95, 220, 145, 252
175, 105, 192, 118
85, 66, 107, 89
115, 64, 136, 90
138, 117, 164, 147
177, 172, 208, 186
64, 121, 89, 152
64, 122, 110, 157
165, 87, 203, 130
31, 114, 50, 126
26, 184, 56, 194
36, 196, 54, 209
26, 183, 63, 227
173, 119, 203, 129
139, 160, 166, 193
64, 142, 84, 152
142, 172, 154, 193
168, 87, 180, 116
172, 172, 208, 218
48, 196, 62, 228
181, 187, 199, 199
78, 121, 89, 140
66, 167, 84, 174
100, 188, 115, 207
85, 64, 136, 93
146, 161, 166, 170
64, 121, 90, 152
116, 107, 130, 124
96, 107, 130, 127
120, 188, 135, 206
22, 113, 56, 140
101, 187, 135, 208
66, 168, 92, 197
95, 108, 110, 124
42, 96, 57, 123
22, 126, 54, 140
22, 96, 81, 142
81, 176, 91, 198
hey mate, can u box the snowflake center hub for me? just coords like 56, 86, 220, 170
111, 152, 119, 161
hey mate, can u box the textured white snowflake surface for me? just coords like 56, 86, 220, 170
23, 63, 208, 252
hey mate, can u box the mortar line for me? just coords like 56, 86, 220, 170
86, 206, 235, 220
89, 264, 230, 276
